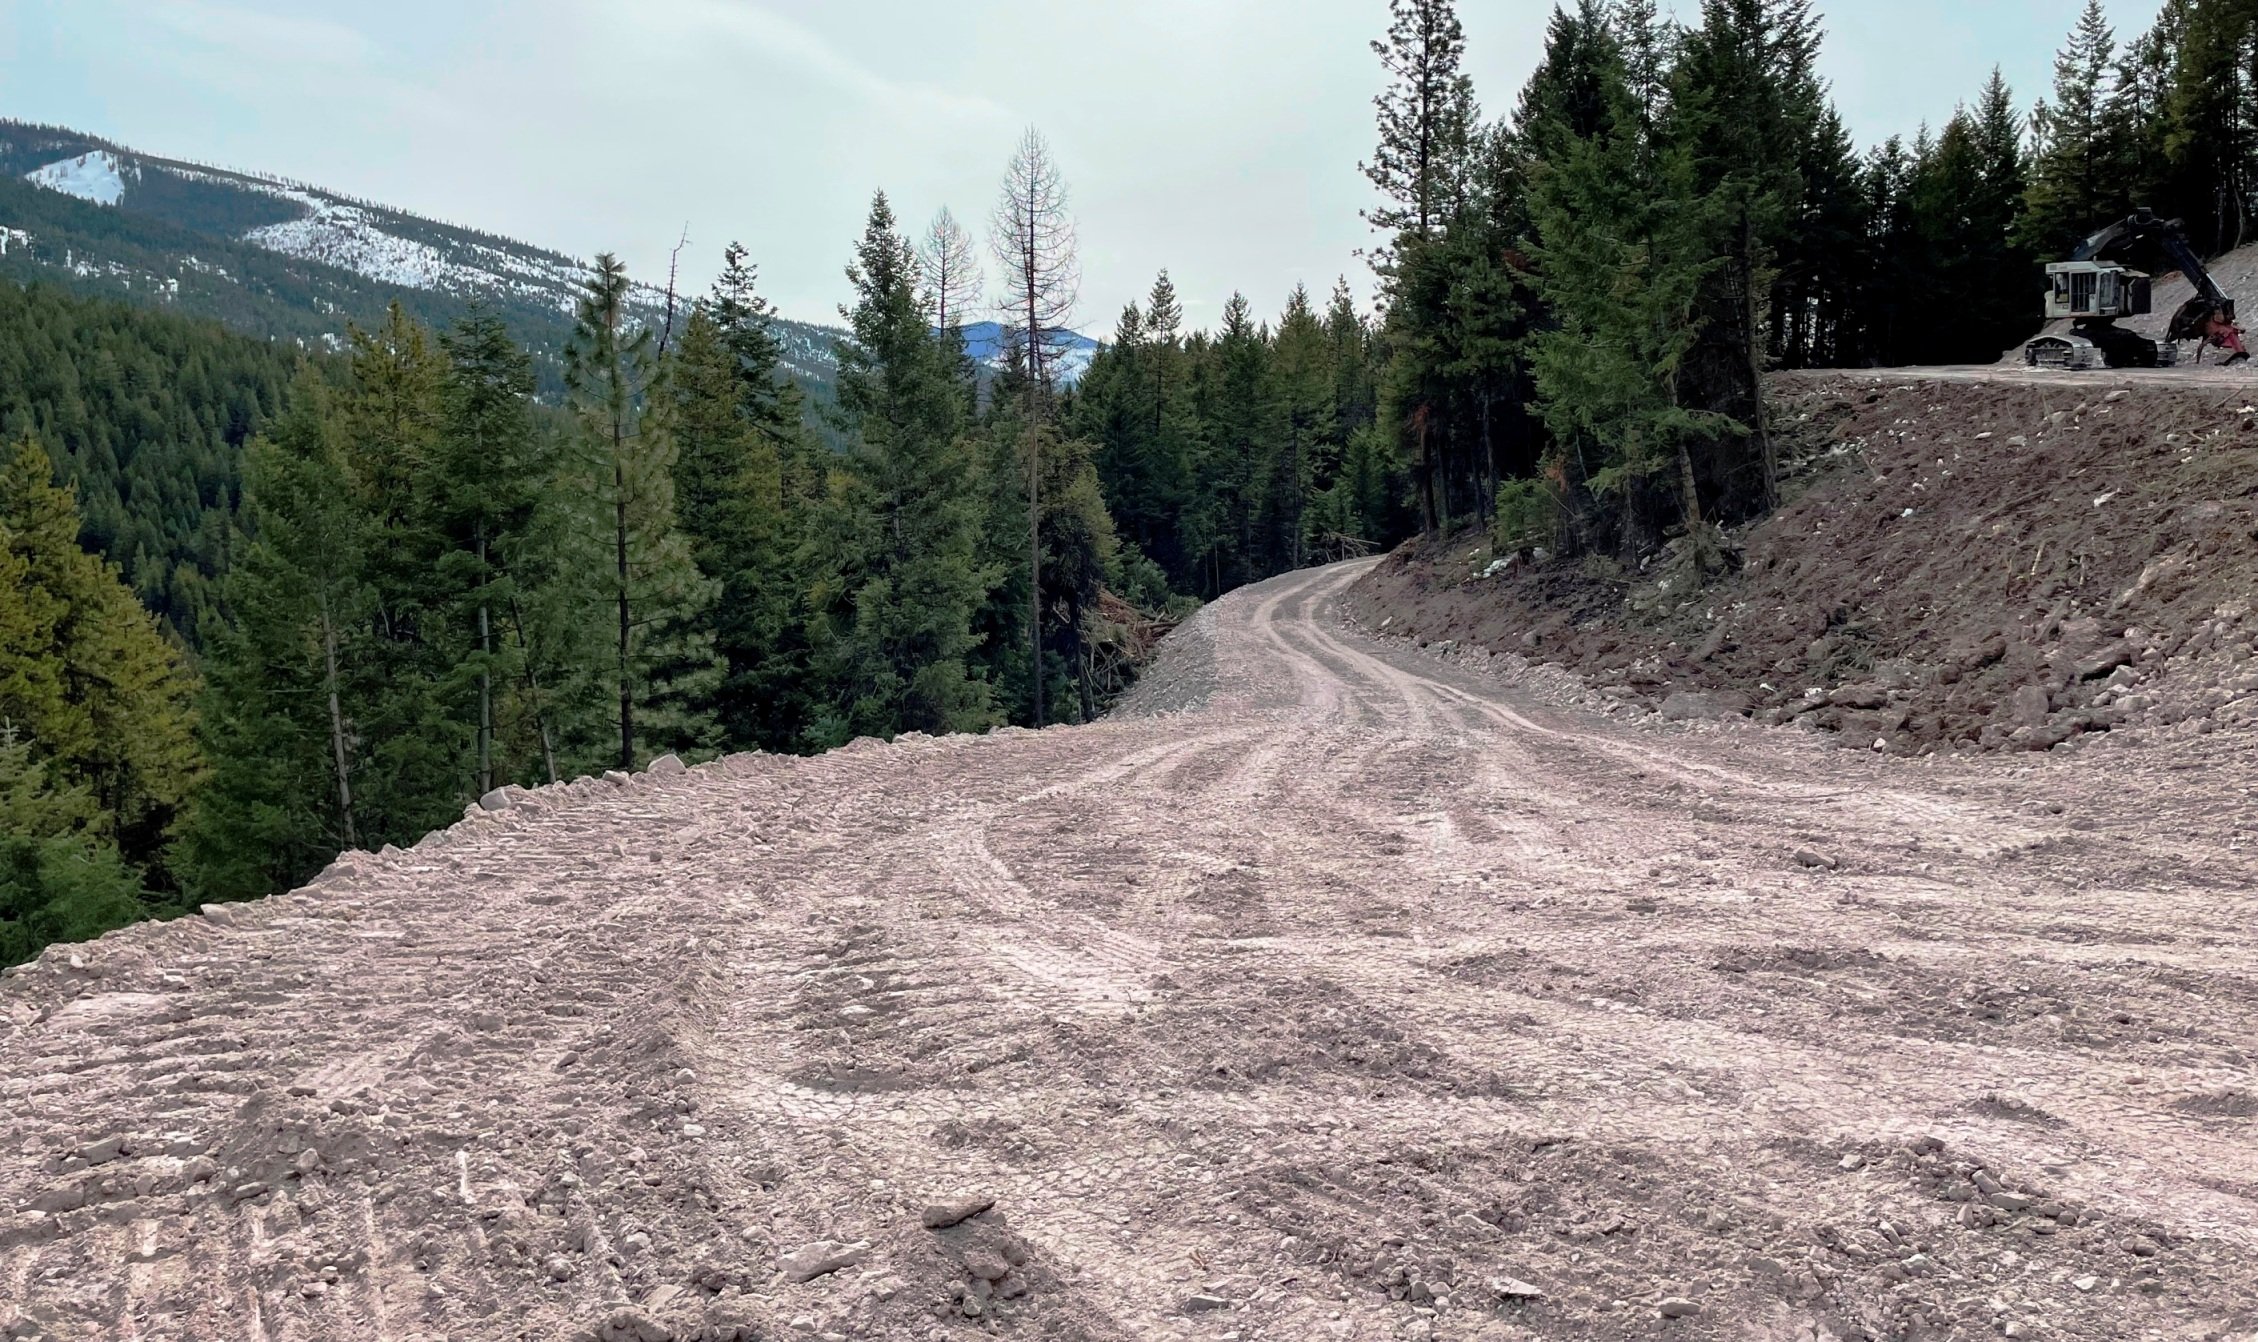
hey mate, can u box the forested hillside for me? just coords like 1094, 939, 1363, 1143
0, 120, 850, 399
0, 283, 299, 644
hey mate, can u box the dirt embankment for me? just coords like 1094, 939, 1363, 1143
1348, 370, 2258, 754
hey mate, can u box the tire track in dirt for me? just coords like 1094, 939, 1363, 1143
5, 559, 2256, 1340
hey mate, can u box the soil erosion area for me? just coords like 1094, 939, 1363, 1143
1349, 368, 2258, 757
5, 562, 2257, 1341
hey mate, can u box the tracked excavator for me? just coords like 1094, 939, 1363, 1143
2023, 209, 2250, 370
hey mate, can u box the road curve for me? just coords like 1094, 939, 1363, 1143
4, 560, 2255, 1341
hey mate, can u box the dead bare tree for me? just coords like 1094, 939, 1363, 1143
919, 207, 984, 333
989, 126, 1080, 725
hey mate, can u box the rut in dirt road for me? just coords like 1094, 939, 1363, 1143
4, 560, 2256, 1342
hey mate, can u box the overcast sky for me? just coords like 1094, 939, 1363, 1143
4, 0, 2166, 334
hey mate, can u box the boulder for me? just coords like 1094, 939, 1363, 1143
1660, 690, 1751, 722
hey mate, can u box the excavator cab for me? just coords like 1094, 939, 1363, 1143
2043, 261, 2151, 322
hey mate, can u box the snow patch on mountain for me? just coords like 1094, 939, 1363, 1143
956, 320, 1100, 386
25, 151, 136, 206
238, 191, 590, 311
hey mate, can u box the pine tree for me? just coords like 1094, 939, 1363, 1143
0, 434, 199, 876
564, 253, 722, 769
919, 208, 984, 335
1363, 0, 1479, 249
0, 726, 147, 968
180, 384, 371, 903
1528, 26, 1736, 561
989, 129, 1081, 723
432, 304, 548, 794
673, 244, 810, 751
1269, 285, 1329, 571
810, 193, 999, 740
2025, 0, 2123, 253
2164, 0, 2254, 252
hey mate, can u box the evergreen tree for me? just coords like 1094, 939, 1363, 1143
432, 304, 548, 794
672, 244, 811, 751
2025, 1, 2125, 253
1527, 17, 1736, 561
0, 726, 147, 968
1269, 286, 1330, 571
0, 433, 199, 876
336, 305, 460, 838
1363, 0, 1479, 250
180, 384, 371, 902
564, 253, 722, 769
809, 193, 998, 741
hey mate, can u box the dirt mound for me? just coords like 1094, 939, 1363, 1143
1348, 369, 2258, 754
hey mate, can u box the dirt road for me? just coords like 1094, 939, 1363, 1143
1786, 363, 2258, 392
5, 561, 2255, 1342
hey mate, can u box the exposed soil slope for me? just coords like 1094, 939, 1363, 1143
1349, 369, 2258, 754
5, 562, 2256, 1342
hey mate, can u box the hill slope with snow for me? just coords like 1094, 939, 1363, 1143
0, 120, 847, 388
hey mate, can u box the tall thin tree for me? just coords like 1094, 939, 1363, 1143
989, 127, 1080, 724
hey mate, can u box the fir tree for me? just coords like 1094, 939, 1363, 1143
0, 434, 199, 875
564, 253, 722, 769
432, 304, 547, 794
2025, 0, 2123, 253
673, 245, 810, 751
180, 384, 370, 903
0, 726, 148, 968
811, 193, 998, 740
1363, 0, 1478, 249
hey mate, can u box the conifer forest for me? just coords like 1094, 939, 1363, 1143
3, 0, 2254, 964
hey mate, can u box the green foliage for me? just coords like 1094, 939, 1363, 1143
805, 195, 999, 742
0, 280, 296, 645
671, 245, 817, 753
564, 254, 723, 769
0, 724, 149, 968
0, 433, 200, 874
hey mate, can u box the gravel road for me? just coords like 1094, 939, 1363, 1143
4, 560, 2255, 1342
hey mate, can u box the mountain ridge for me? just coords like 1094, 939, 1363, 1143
0, 119, 1098, 394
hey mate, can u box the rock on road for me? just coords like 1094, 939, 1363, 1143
4, 561, 2255, 1341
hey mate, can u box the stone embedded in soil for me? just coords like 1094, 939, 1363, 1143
646, 754, 686, 776
962, 1250, 1010, 1282
1794, 847, 1839, 870
77, 1134, 126, 1166
778, 1239, 869, 1283
1660, 691, 1750, 722
1182, 1294, 1235, 1314
920, 1196, 994, 1229
1657, 1296, 1703, 1318
478, 787, 513, 812
1489, 1274, 1545, 1300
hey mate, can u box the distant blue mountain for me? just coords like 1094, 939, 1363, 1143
953, 320, 1101, 384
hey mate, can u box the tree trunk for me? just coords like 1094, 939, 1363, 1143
319, 593, 357, 850
476, 533, 493, 797
1023, 225, 1046, 728
1742, 212, 1778, 509
507, 596, 559, 784
614, 423, 635, 769
1027, 425, 1043, 726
